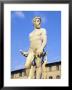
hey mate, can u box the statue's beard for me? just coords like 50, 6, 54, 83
35, 25, 40, 29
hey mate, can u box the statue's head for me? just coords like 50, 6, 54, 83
33, 16, 41, 29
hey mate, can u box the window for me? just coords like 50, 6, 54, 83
19, 72, 22, 77
49, 66, 52, 71
49, 76, 53, 79
11, 74, 14, 78
56, 65, 59, 70
24, 69, 27, 76
56, 75, 60, 79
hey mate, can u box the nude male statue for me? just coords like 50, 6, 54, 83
24, 16, 47, 79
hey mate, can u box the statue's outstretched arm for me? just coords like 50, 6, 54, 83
19, 50, 28, 57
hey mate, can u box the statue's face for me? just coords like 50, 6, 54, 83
34, 18, 41, 29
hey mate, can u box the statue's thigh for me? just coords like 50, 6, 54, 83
25, 52, 34, 68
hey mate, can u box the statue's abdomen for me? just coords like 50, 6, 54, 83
30, 35, 42, 50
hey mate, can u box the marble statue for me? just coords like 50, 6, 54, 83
20, 16, 47, 79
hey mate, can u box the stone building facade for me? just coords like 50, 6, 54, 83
11, 61, 61, 79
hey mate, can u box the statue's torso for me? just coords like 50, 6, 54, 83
29, 28, 43, 51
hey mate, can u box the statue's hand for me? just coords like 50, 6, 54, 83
36, 48, 43, 56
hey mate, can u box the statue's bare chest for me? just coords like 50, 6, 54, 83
31, 30, 42, 38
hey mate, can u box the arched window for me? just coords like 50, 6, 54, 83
19, 72, 22, 77
49, 66, 52, 71
11, 74, 14, 78
56, 75, 60, 79
56, 65, 59, 70
49, 76, 53, 79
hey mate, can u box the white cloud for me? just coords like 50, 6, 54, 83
15, 11, 25, 18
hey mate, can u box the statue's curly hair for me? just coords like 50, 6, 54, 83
32, 16, 41, 23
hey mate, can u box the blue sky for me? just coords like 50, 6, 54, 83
11, 11, 61, 71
